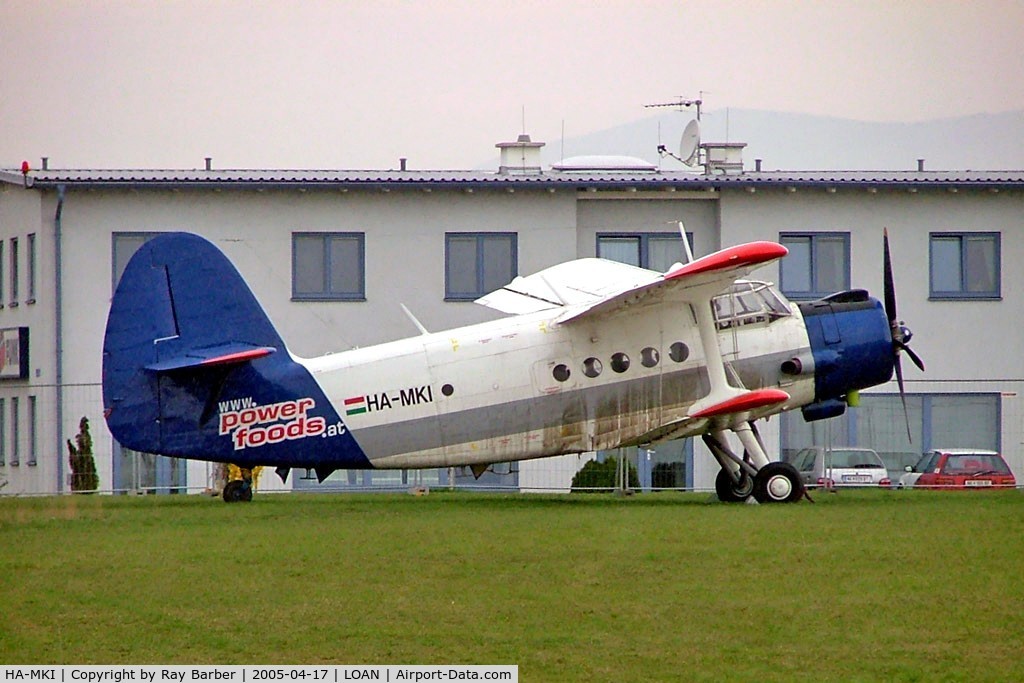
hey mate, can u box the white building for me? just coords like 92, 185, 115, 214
1, 139, 1022, 495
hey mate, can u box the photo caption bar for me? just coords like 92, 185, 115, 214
0, 666, 517, 683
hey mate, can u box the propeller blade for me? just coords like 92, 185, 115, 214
882, 228, 897, 324
897, 341, 926, 372
894, 356, 913, 442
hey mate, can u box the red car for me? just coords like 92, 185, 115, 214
914, 449, 1016, 490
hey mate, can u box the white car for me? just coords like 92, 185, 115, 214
897, 452, 938, 489
789, 446, 891, 489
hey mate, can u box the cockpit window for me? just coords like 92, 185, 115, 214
712, 281, 791, 330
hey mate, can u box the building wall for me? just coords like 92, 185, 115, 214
52, 186, 581, 492
720, 186, 1024, 483
2, 178, 1022, 494
0, 184, 60, 494
720, 187, 1024, 381
574, 193, 720, 257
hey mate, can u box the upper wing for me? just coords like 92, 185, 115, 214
557, 241, 788, 325
475, 258, 661, 315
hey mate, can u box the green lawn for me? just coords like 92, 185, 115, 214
2, 490, 1022, 681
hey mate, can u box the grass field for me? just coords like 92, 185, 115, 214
2, 489, 1023, 681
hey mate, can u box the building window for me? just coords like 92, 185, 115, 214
929, 232, 1000, 299
27, 233, 36, 303
292, 232, 365, 301
112, 232, 165, 292
27, 396, 36, 466
9, 237, 18, 306
445, 232, 517, 300
597, 232, 691, 272
10, 397, 18, 466
779, 232, 850, 300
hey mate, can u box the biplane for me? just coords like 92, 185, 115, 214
102, 229, 921, 502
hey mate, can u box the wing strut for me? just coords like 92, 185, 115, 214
686, 292, 789, 424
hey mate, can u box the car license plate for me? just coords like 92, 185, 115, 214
965, 479, 992, 487
842, 474, 871, 483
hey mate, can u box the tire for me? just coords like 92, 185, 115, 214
222, 479, 246, 503
753, 462, 805, 503
715, 468, 754, 503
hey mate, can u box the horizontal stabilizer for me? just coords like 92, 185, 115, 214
689, 389, 790, 420
144, 343, 277, 372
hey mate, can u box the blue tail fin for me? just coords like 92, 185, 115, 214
102, 232, 369, 471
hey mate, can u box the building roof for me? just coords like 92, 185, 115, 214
2, 167, 1023, 191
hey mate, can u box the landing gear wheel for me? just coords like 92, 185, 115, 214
715, 468, 754, 503
753, 462, 804, 503
222, 479, 251, 503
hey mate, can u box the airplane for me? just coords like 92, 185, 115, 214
101, 228, 922, 503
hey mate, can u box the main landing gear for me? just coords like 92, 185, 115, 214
705, 422, 806, 504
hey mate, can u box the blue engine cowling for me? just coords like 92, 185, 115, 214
798, 290, 894, 421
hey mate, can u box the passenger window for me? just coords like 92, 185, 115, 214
641, 347, 660, 368
669, 342, 689, 363
552, 364, 571, 382
610, 352, 630, 373
583, 357, 603, 378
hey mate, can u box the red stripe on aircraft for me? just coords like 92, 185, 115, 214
200, 347, 275, 366
690, 388, 790, 419
665, 242, 788, 280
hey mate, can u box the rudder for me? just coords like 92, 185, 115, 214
102, 233, 369, 470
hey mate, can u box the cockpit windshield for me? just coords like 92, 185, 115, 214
712, 281, 791, 329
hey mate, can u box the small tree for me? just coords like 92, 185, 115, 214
67, 416, 99, 493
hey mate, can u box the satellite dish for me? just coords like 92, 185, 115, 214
679, 119, 700, 166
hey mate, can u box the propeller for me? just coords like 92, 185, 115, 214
882, 228, 925, 440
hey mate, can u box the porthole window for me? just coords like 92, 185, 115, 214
441, 384, 455, 396
583, 357, 603, 378
641, 347, 660, 368
552, 364, 571, 382
610, 352, 630, 373
669, 342, 689, 363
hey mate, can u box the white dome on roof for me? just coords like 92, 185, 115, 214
552, 155, 658, 172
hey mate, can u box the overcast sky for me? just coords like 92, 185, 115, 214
2, 0, 1022, 170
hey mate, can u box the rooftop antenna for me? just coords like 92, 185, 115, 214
644, 92, 705, 121
647, 92, 706, 168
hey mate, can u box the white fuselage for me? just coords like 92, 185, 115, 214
301, 290, 816, 469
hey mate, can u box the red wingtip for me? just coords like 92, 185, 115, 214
690, 388, 790, 419
666, 241, 788, 280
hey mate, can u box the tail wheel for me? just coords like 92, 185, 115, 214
753, 462, 804, 503
715, 468, 754, 503
222, 479, 250, 503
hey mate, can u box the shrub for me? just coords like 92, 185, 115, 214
651, 461, 687, 490
67, 416, 99, 493
571, 455, 639, 492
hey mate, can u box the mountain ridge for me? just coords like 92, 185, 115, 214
521, 108, 1024, 172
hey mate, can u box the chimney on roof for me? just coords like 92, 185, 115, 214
41, 157, 49, 171
205, 157, 212, 171
400, 157, 407, 171
700, 142, 746, 175
917, 159, 925, 172
496, 133, 545, 175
